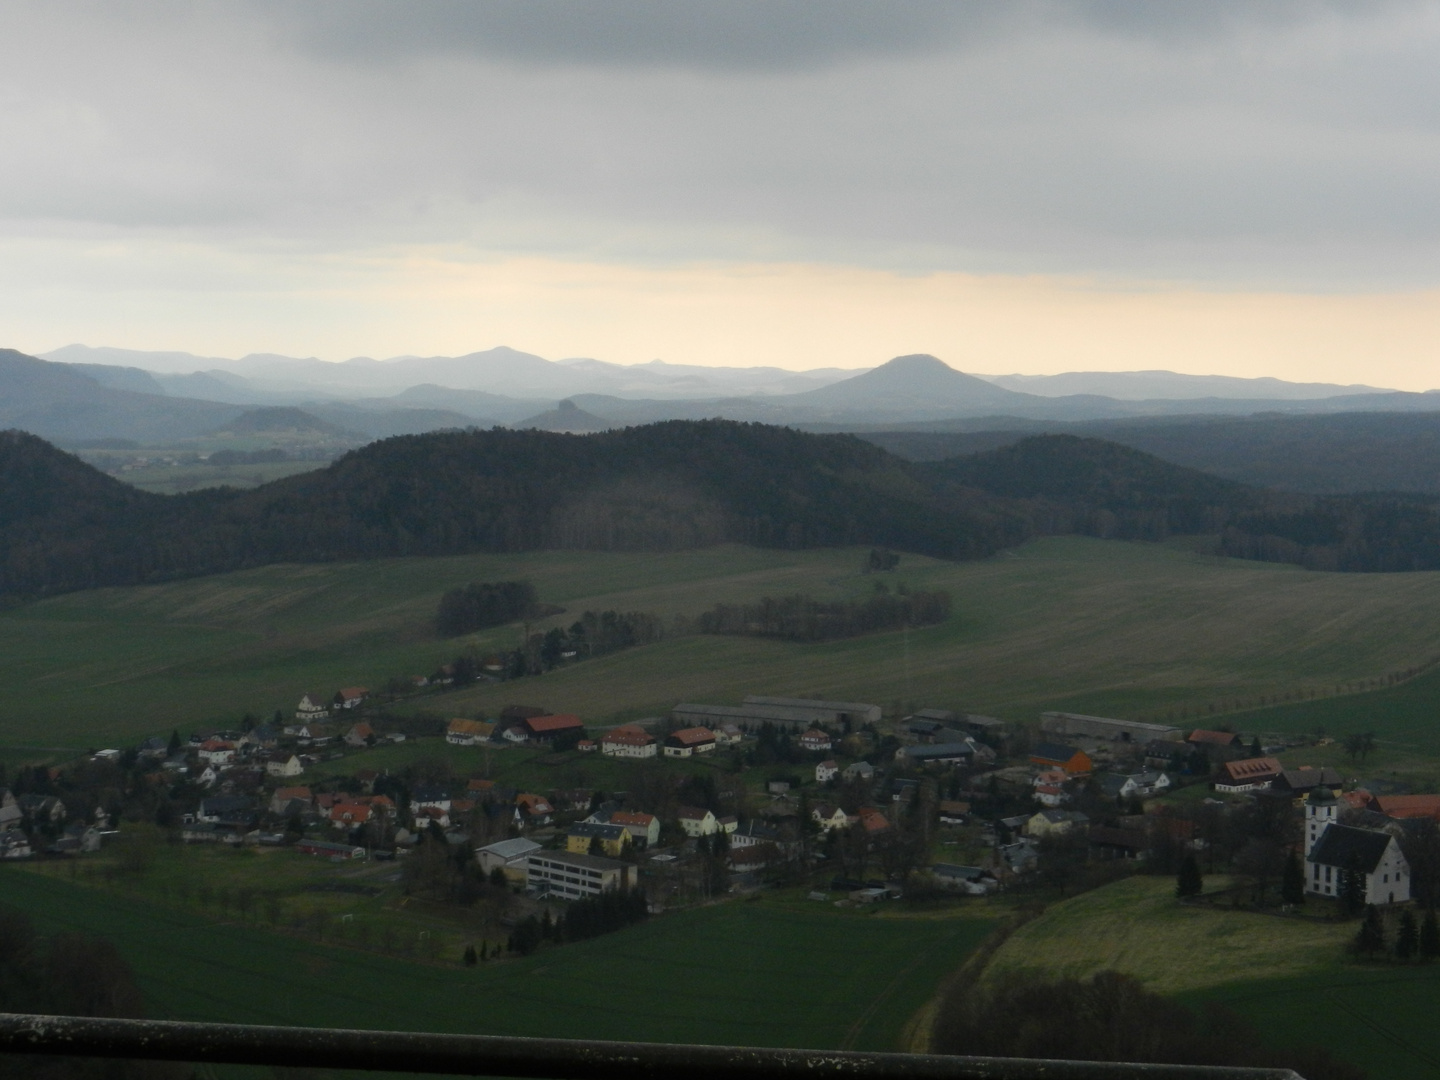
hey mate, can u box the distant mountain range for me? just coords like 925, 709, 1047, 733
11, 344, 1440, 456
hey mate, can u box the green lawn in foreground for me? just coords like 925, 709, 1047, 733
10, 537, 1440, 749
1183, 967, 1440, 1080
0, 869, 993, 1053
979, 875, 1440, 1079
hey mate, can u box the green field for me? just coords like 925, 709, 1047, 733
9, 536, 1440, 749
979, 875, 1440, 1079
0, 869, 994, 1053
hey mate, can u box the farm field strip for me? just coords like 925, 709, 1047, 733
8, 537, 1440, 748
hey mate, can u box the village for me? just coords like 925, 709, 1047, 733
0, 678, 1433, 964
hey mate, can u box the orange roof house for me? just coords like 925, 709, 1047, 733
1029, 743, 1092, 775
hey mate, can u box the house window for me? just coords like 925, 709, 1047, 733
1313, 864, 1320, 880
1384, 873, 1389, 883
1324, 866, 1332, 883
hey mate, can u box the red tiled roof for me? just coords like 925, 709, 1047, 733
611, 811, 656, 827
668, 727, 716, 746
1223, 757, 1282, 781
603, 728, 654, 746
1372, 794, 1440, 820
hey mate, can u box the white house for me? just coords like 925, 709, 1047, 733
1304, 787, 1411, 906
295, 694, 330, 722
816, 759, 839, 783
265, 753, 304, 778
600, 725, 657, 759
677, 806, 719, 837
811, 804, 852, 833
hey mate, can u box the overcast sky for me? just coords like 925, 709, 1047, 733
5, 1, 1440, 386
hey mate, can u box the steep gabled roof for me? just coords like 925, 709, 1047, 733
1031, 742, 1084, 763
1309, 824, 1394, 874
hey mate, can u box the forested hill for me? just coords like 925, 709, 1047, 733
0, 422, 1030, 597
5, 422, 1440, 600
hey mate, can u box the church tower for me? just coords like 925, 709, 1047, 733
1306, 786, 1338, 857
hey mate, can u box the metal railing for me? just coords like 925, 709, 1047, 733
0, 1014, 1305, 1079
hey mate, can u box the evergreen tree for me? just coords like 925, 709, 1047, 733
1355, 905, 1385, 956
1396, 909, 1419, 960
1280, 851, 1306, 906
1422, 907, 1440, 962
1175, 853, 1203, 899
1249, 736, 1262, 758
167, 729, 182, 756
463, 943, 478, 967
588, 834, 605, 856
489, 866, 507, 888
1340, 868, 1366, 918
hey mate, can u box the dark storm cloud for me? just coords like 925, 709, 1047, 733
3, 0, 1440, 288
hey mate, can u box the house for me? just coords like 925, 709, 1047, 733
664, 727, 717, 758
343, 722, 375, 748
330, 802, 373, 827
410, 786, 452, 814
713, 723, 745, 747
1089, 826, 1150, 860
295, 694, 330, 721
265, 753, 304, 778
243, 726, 279, 750
196, 795, 255, 826
843, 761, 875, 782
520, 714, 585, 742
526, 850, 639, 899
811, 804, 852, 833
937, 800, 969, 824
1023, 809, 1089, 838
799, 728, 833, 753
931, 864, 997, 895
295, 839, 365, 859
1029, 743, 1093, 775
896, 740, 991, 767
0, 832, 32, 859
566, 821, 630, 857
1369, 794, 1440, 821
198, 739, 236, 766
0, 792, 21, 833
600, 725, 658, 758
1098, 770, 1171, 801
857, 807, 892, 837
16, 794, 63, 826
268, 787, 313, 815
446, 718, 495, 746
513, 793, 554, 826
1271, 766, 1345, 799
1305, 788, 1410, 905
816, 759, 839, 783
678, 806, 720, 837
1214, 757, 1283, 793
502, 726, 530, 744
1033, 782, 1067, 808
576, 739, 596, 752
730, 820, 781, 849
475, 836, 542, 879
1188, 729, 1241, 749
587, 809, 660, 848
334, 687, 368, 710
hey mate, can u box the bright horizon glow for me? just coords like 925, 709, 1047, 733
12, 253, 1440, 391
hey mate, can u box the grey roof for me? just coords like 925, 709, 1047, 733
910, 709, 956, 723
527, 849, 629, 872
1276, 767, 1344, 791
932, 863, 989, 880
476, 837, 541, 859
1309, 824, 1393, 874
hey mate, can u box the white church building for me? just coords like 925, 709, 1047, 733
1303, 786, 1410, 906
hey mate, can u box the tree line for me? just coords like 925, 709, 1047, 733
695, 587, 951, 642
435, 580, 539, 637
507, 888, 648, 955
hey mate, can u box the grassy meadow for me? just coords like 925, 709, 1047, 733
979, 875, 1440, 1079
8, 536, 1440, 749
0, 868, 995, 1053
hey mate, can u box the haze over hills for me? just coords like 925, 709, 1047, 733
980, 370, 1397, 401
